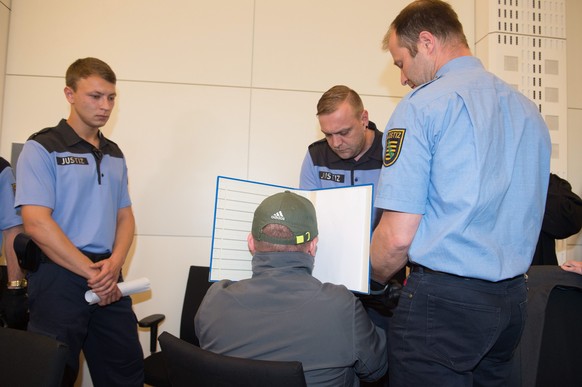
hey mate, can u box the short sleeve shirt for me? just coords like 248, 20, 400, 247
375, 57, 551, 281
0, 157, 22, 247
15, 119, 131, 253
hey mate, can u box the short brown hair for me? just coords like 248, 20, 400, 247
382, 0, 468, 57
253, 224, 311, 254
66, 57, 116, 91
316, 85, 363, 118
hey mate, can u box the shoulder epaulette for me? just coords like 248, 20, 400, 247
0, 157, 9, 172
307, 137, 328, 151
28, 127, 53, 140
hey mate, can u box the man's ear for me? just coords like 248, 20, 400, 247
307, 237, 318, 257
418, 31, 435, 53
361, 109, 369, 128
64, 86, 75, 103
247, 233, 256, 255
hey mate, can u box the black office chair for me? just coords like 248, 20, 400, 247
158, 331, 307, 387
0, 327, 69, 387
139, 265, 213, 387
510, 265, 582, 387
535, 285, 582, 387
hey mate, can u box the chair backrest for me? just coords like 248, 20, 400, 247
180, 265, 213, 346
534, 286, 582, 386
0, 327, 69, 387
143, 266, 213, 387
510, 265, 582, 386
158, 331, 307, 387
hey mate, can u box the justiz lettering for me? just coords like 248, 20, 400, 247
57, 156, 89, 165
319, 172, 344, 183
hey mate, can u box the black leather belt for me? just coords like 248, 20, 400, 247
410, 264, 525, 283
41, 250, 111, 263
410, 264, 447, 275
14, 233, 111, 271
80, 251, 111, 263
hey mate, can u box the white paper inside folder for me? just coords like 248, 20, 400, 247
84, 277, 151, 305
209, 176, 373, 293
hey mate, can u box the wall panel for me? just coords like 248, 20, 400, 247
112, 82, 252, 237
566, 0, 582, 261
6, 0, 255, 87
252, 0, 473, 97
0, 1, 10, 133
1, 76, 69, 156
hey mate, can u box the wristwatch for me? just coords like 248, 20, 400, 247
7, 279, 28, 288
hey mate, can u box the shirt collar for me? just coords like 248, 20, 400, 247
435, 56, 483, 79
57, 118, 106, 149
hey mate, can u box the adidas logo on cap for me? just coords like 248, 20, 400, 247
270, 211, 285, 221
251, 191, 318, 245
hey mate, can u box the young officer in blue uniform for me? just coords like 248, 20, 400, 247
15, 57, 143, 387
0, 157, 26, 329
370, 1, 551, 386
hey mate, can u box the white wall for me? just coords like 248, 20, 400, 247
0, 1, 579, 386
566, 0, 582, 259
0, 0, 9, 130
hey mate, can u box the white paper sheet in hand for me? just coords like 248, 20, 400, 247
85, 277, 151, 305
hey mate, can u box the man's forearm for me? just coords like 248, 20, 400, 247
110, 206, 135, 268
3, 225, 25, 281
370, 210, 421, 284
370, 234, 409, 283
21, 205, 95, 279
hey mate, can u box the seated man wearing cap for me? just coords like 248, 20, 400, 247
195, 191, 387, 386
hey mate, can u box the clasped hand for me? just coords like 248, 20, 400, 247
87, 259, 122, 306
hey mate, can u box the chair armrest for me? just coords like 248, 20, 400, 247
138, 314, 166, 353
139, 313, 165, 328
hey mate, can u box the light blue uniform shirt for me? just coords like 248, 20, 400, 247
0, 158, 22, 247
15, 120, 131, 254
375, 56, 551, 281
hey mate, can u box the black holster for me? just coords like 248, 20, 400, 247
13, 233, 43, 272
